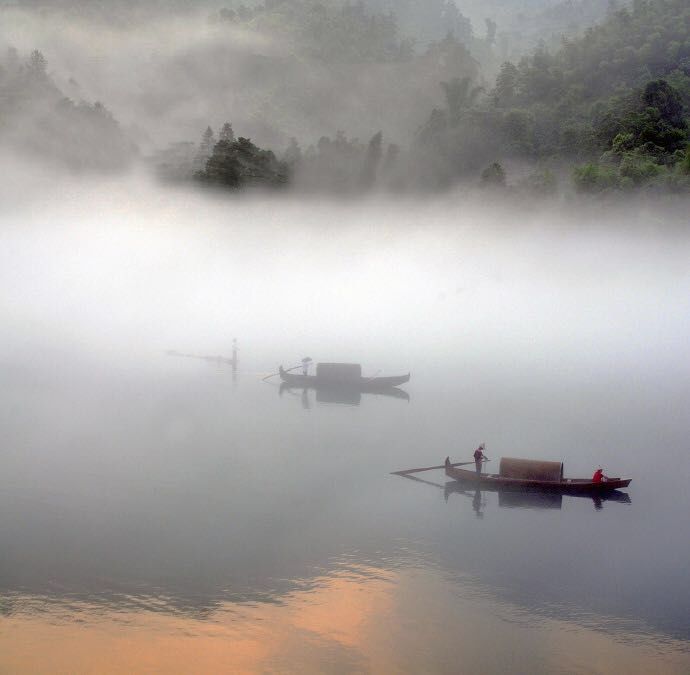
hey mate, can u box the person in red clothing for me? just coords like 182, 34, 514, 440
592, 467, 609, 483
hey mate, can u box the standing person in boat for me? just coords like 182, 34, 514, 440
301, 357, 312, 376
592, 467, 609, 483
474, 444, 488, 474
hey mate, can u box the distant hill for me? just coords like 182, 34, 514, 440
0, 48, 135, 171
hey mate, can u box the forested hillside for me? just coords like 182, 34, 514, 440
0, 48, 134, 170
179, 0, 689, 193
405, 0, 690, 192
3, 0, 689, 193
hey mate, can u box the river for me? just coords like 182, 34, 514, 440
1, 179, 689, 673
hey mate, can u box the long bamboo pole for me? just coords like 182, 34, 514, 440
391, 459, 489, 476
261, 364, 301, 382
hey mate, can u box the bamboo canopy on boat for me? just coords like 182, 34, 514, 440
499, 457, 564, 482
315, 363, 361, 380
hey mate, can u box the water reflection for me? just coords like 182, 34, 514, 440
279, 382, 410, 407
498, 490, 563, 509
2, 563, 688, 675
397, 474, 631, 514
442, 480, 632, 513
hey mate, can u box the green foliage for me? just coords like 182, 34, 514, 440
573, 163, 620, 192
619, 153, 663, 185
665, 69, 690, 108
599, 80, 688, 157
680, 148, 690, 174
488, 1, 690, 161
643, 79, 685, 128
573, 150, 688, 193
553, 0, 690, 101
415, 0, 690, 193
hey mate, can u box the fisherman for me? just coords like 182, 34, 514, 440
474, 443, 487, 474
301, 357, 313, 376
592, 467, 609, 483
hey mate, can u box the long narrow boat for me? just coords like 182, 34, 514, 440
444, 457, 631, 494
279, 364, 410, 390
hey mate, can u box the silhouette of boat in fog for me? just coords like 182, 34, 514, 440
279, 363, 410, 390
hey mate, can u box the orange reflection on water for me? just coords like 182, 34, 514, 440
1, 565, 689, 674
0, 566, 395, 674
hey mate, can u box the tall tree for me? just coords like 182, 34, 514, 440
27, 49, 47, 78
219, 122, 235, 142
492, 62, 518, 106
194, 126, 215, 171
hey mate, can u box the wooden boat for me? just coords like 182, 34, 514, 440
444, 457, 631, 494
279, 363, 410, 390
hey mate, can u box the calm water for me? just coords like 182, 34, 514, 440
1, 182, 689, 673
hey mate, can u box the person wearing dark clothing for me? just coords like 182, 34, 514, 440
474, 444, 486, 474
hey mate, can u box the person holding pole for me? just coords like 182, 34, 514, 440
474, 443, 488, 474
301, 357, 313, 376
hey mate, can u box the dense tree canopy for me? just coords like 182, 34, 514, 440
414, 0, 690, 192
6, 0, 688, 195
196, 135, 288, 188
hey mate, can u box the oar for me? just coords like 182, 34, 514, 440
261, 364, 301, 382
391, 460, 488, 476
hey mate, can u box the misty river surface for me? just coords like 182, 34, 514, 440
1, 179, 689, 673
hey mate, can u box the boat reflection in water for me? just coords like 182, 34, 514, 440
443, 480, 631, 515
395, 473, 630, 517
279, 382, 410, 407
